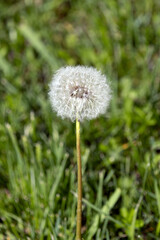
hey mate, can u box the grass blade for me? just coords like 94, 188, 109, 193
49, 154, 68, 208
87, 188, 121, 240
19, 23, 58, 68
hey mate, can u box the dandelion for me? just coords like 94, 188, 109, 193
49, 66, 111, 240
49, 66, 111, 122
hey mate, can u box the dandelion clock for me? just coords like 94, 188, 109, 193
49, 66, 111, 240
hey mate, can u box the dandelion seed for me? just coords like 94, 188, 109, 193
49, 66, 111, 121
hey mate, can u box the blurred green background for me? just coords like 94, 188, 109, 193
0, 0, 160, 239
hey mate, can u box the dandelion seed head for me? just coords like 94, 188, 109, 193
49, 66, 111, 121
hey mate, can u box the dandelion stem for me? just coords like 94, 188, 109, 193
76, 118, 82, 240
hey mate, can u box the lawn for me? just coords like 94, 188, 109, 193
0, 0, 160, 239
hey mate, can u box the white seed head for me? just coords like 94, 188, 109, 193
49, 66, 112, 121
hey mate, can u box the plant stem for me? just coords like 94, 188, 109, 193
76, 118, 82, 240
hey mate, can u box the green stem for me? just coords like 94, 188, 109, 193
76, 118, 82, 240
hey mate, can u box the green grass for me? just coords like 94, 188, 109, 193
0, 0, 160, 239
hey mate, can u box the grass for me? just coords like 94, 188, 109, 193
0, 0, 160, 239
